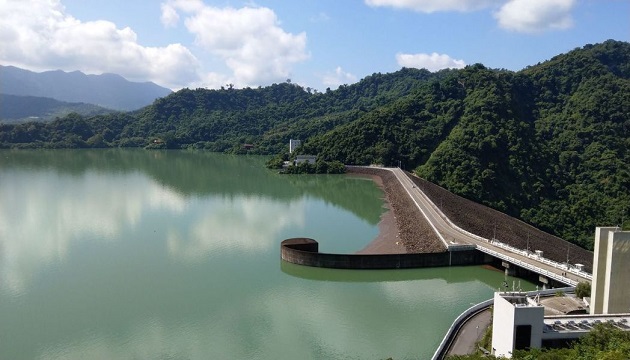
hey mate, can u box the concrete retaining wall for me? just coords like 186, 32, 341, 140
281, 238, 490, 269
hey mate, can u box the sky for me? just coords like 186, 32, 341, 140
0, 0, 628, 91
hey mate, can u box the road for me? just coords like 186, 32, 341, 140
389, 167, 591, 285
446, 308, 492, 357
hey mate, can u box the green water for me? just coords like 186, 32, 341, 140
0, 149, 535, 359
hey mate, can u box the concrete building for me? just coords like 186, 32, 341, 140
490, 227, 630, 358
591, 227, 630, 314
289, 139, 301, 154
491, 291, 630, 358
492, 292, 545, 358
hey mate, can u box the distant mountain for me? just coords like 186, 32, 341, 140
0, 65, 172, 111
0, 94, 114, 123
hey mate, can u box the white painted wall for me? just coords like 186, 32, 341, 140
591, 227, 615, 314
491, 292, 544, 358
592, 227, 630, 314
604, 230, 630, 313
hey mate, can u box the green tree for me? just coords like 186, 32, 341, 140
575, 282, 591, 298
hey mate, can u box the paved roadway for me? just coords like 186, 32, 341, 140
389, 168, 591, 285
446, 309, 492, 357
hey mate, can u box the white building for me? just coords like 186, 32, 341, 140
490, 227, 630, 358
289, 139, 301, 154
591, 227, 630, 314
492, 292, 544, 358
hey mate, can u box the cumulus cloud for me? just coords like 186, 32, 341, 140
396, 52, 466, 72
0, 0, 200, 89
366, 0, 576, 34
365, 0, 501, 13
494, 0, 575, 33
161, 0, 309, 88
322, 66, 358, 89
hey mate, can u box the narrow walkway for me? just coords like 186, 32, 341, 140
446, 309, 492, 357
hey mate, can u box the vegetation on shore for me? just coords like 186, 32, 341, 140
0, 94, 114, 123
265, 154, 345, 174
448, 322, 630, 360
1, 40, 628, 249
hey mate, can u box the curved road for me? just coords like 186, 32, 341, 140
389, 167, 591, 285
446, 308, 492, 357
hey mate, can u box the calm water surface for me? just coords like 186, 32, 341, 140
0, 150, 535, 359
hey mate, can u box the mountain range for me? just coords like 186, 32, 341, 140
0, 94, 113, 123
0, 65, 172, 112
0, 39, 628, 249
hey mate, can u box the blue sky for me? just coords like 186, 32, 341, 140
1, 0, 628, 91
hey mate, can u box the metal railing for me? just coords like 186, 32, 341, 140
487, 239, 592, 281
477, 246, 579, 287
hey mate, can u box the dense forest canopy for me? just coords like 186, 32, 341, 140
1, 40, 628, 249
0, 94, 114, 123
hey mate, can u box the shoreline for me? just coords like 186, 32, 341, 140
349, 172, 405, 254
356, 189, 405, 254
348, 167, 445, 255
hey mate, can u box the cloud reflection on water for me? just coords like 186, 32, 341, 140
0, 169, 305, 295
1, 171, 154, 293
34, 281, 423, 360
167, 196, 305, 261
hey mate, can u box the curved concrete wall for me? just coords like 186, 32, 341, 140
281, 238, 488, 269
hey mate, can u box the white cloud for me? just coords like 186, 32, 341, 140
322, 66, 358, 89
365, 0, 501, 13
160, 2, 181, 27
396, 52, 466, 72
161, 1, 309, 88
0, 0, 200, 89
494, 0, 576, 33
366, 0, 576, 34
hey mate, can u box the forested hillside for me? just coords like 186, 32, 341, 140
0, 94, 113, 123
0, 40, 627, 249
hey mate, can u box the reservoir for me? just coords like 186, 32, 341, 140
0, 149, 535, 359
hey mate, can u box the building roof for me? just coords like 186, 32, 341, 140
540, 296, 588, 315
